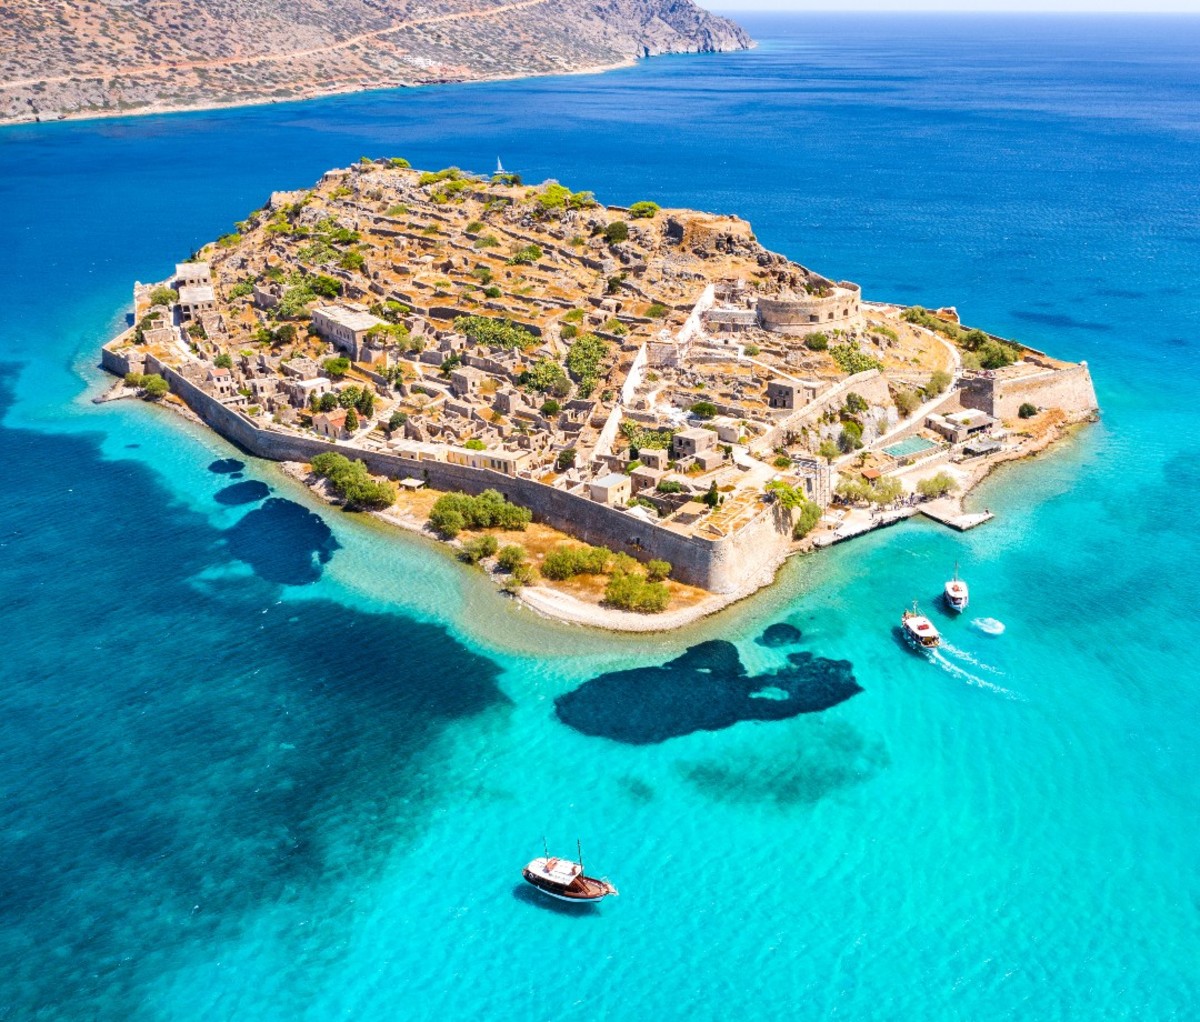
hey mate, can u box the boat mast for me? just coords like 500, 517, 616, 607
577, 839, 583, 869
543, 836, 549, 858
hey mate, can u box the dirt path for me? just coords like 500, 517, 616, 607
0, 0, 551, 90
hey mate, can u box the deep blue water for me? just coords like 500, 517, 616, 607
1, 14, 1198, 1020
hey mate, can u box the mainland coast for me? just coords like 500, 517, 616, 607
101, 157, 1099, 632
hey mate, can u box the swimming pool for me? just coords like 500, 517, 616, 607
883, 435, 940, 458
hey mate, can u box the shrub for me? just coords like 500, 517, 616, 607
464, 438, 486, 450
124, 372, 144, 387
483, 286, 502, 299
566, 333, 609, 394
507, 244, 543, 265
474, 235, 500, 249
894, 389, 921, 417
604, 221, 629, 245
323, 356, 351, 379
141, 374, 168, 400
560, 324, 578, 340
563, 309, 585, 323
792, 500, 821, 539
388, 157, 411, 168
556, 448, 577, 471
229, 280, 254, 298
646, 559, 671, 582
309, 452, 396, 510
540, 399, 561, 416
496, 545, 526, 572
773, 454, 792, 469
743, 344, 760, 356
690, 401, 718, 419
524, 358, 569, 395
454, 315, 537, 350
838, 420, 864, 452
925, 369, 952, 396
502, 562, 537, 591
844, 392, 869, 414
647, 303, 668, 318
541, 545, 611, 580
465, 220, 484, 233
603, 572, 670, 613
213, 353, 233, 369
916, 472, 958, 499
804, 332, 829, 351
149, 286, 178, 307
428, 490, 532, 538
458, 535, 499, 564
830, 343, 883, 375
1018, 402, 1038, 419
656, 480, 684, 494
619, 421, 675, 451
629, 201, 660, 219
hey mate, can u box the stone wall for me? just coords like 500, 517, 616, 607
757, 368, 891, 453
960, 362, 1098, 422
116, 348, 791, 592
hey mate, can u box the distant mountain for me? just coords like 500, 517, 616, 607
0, 0, 752, 125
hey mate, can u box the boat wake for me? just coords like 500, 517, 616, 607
972, 617, 1006, 636
939, 642, 1004, 676
930, 648, 1022, 701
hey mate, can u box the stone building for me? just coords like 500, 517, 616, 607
313, 409, 348, 440
175, 262, 211, 289
673, 426, 717, 460
589, 472, 632, 507
178, 285, 216, 320
312, 304, 386, 362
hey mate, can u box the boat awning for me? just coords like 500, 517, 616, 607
529, 857, 582, 885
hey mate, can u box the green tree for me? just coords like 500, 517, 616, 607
818, 439, 840, 462
507, 244, 543, 265
497, 545, 527, 572
629, 201, 660, 219
1018, 402, 1038, 419
323, 357, 351, 379
464, 438, 486, 450
804, 332, 829, 351
149, 287, 178, 307
213, 353, 233, 369
556, 448, 577, 471
926, 369, 952, 396
344, 407, 358, 431
386, 411, 408, 434
604, 221, 629, 245
646, 559, 671, 582
319, 392, 338, 412
894, 389, 921, 417
690, 401, 718, 419
917, 472, 958, 499
141, 374, 168, 400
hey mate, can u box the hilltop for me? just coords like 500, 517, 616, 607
0, 0, 750, 125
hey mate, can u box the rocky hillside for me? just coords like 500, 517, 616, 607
0, 0, 751, 125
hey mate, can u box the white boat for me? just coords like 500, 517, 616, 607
522, 842, 618, 904
944, 563, 969, 613
902, 602, 941, 650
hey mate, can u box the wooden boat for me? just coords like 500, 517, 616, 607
522, 842, 618, 903
902, 602, 941, 650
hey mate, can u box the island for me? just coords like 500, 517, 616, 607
0, 0, 750, 125
101, 158, 1098, 630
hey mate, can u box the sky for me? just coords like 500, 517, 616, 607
711, 1, 1200, 10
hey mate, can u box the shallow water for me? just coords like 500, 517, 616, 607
0, 14, 1197, 1020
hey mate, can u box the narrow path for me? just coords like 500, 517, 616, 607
0, 0, 551, 90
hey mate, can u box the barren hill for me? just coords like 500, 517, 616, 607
0, 0, 751, 125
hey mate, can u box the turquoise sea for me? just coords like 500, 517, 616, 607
1, 14, 1198, 1019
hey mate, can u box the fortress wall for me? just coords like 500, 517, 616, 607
960, 362, 1098, 421
128, 352, 786, 592
757, 282, 862, 336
